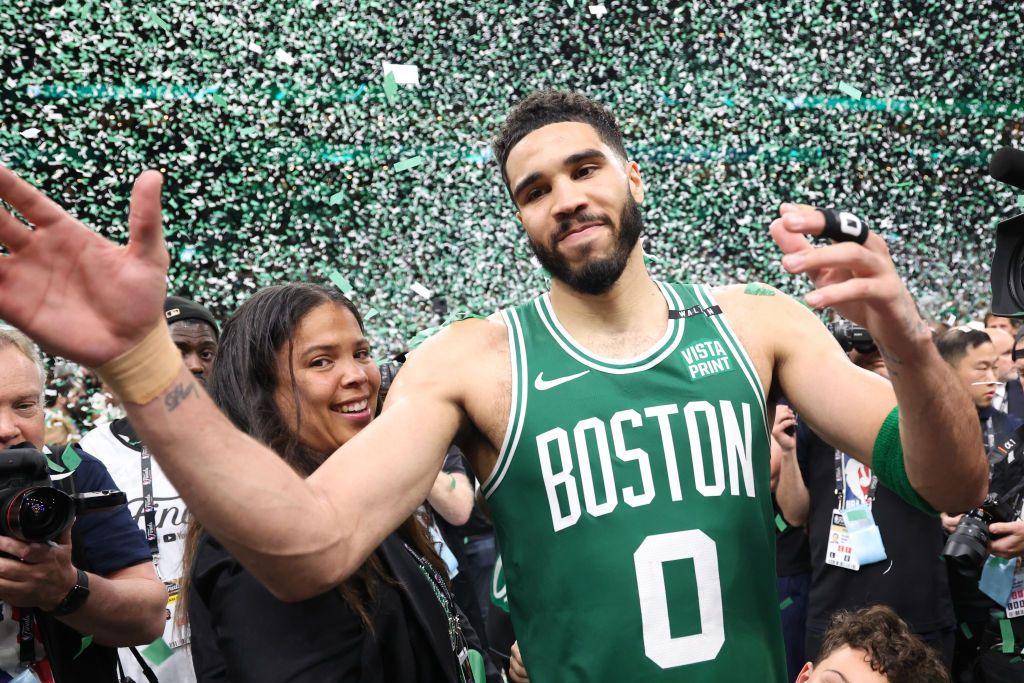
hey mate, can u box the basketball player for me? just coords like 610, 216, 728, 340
0, 91, 987, 681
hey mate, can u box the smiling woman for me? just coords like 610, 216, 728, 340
178, 282, 487, 683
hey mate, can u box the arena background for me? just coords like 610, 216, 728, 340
2, 0, 1023, 366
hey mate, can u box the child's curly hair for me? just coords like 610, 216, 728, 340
817, 605, 950, 683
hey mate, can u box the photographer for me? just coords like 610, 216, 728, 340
937, 329, 1024, 681
984, 328, 1020, 419
776, 322, 955, 665
0, 328, 166, 682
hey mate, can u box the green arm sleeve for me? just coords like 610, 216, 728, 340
870, 407, 938, 516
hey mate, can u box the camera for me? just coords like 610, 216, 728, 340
988, 146, 1024, 316
0, 444, 126, 544
827, 320, 877, 354
942, 492, 1019, 577
943, 425, 1024, 576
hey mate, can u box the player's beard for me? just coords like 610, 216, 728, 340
528, 191, 643, 296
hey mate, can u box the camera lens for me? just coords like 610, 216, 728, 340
943, 513, 992, 577
3, 487, 74, 543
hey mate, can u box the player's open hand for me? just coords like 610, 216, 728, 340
0, 167, 168, 367
770, 203, 929, 358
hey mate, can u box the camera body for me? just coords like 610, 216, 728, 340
0, 445, 125, 544
943, 492, 1019, 577
989, 146, 1024, 316
827, 320, 877, 354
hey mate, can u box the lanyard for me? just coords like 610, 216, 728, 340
403, 543, 473, 683
140, 448, 160, 563
834, 449, 878, 510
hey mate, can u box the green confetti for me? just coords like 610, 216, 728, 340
328, 191, 345, 205
1001, 618, 1015, 653
363, 307, 379, 320
208, 91, 228, 107
383, 71, 398, 105
73, 635, 93, 659
141, 637, 174, 666
960, 622, 973, 639
774, 513, 787, 532
744, 283, 775, 297
61, 444, 82, 472
327, 269, 354, 295
392, 156, 425, 172
837, 83, 862, 99
779, 597, 793, 611
46, 456, 66, 473
145, 10, 171, 30
1018, 195, 1024, 208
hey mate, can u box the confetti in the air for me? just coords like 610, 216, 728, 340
588, 4, 607, 17
382, 62, 420, 86
837, 83, 862, 99
392, 156, 425, 172
0, 0, 1019, 430
411, 283, 433, 300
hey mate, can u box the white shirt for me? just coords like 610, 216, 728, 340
80, 422, 197, 683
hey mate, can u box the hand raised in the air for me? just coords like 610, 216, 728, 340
0, 167, 168, 367
769, 203, 929, 359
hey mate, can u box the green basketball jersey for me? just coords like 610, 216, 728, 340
482, 282, 787, 682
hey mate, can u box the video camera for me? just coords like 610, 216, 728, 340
827, 320, 877, 354
0, 444, 125, 544
943, 426, 1024, 577
988, 146, 1024, 316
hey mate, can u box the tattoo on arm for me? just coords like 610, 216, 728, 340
164, 382, 197, 412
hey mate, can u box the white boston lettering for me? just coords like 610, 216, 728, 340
685, 402, 725, 497
537, 428, 581, 532
644, 404, 684, 502
610, 409, 655, 507
720, 401, 755, 497
573, 417, 618, 517
536, 401, 758, 531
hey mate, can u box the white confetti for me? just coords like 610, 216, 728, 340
411, 283, 433, 299
19, 127, 40, 139
274, 48, 295, 65
382, 62, 420, 85
588, 4, 607, 17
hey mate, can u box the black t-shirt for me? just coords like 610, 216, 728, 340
774, 496, 811, 577
189, 532, 463, 683
797, 423, 954, 635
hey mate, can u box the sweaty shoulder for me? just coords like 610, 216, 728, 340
710, 283, 827, 391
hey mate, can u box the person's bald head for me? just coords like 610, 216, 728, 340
985, 327, 1017, 382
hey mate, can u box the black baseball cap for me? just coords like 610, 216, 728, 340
164, 296, 219, 337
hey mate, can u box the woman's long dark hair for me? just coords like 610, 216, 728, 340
179, 282, 446, 630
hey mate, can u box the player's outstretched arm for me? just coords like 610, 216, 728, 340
766, 204, 987, 512
0, 167, 465, 601
126, 332, 468, 600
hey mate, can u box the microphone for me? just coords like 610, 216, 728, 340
989, 147, 1024, 193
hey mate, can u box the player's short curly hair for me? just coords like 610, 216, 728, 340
492, 89, 628, 195
817, 605, 950, 683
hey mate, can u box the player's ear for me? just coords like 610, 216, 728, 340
795, 662, 813, 683
515, 210, 522, 225
626, 159, 644, 204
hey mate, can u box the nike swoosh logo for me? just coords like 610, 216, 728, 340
534, 370, 590, 391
